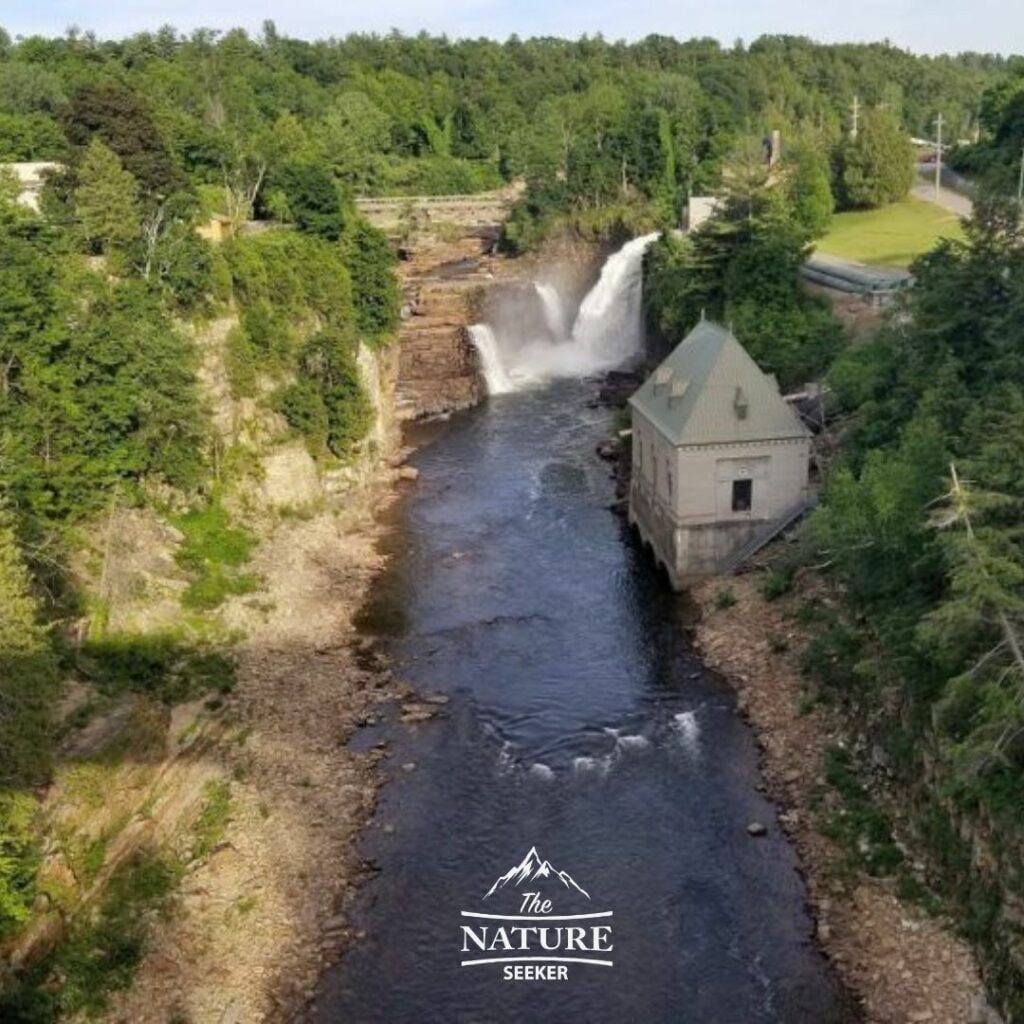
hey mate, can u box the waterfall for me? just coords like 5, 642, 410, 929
534, 282, 567, 339
470, 233, 660, 395
468, 323, 515, 395
568, 232, 660, 369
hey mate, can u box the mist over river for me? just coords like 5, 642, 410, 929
310, 370, 856, 1022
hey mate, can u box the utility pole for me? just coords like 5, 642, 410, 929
851, 95, 860, 140
934, 112, 944, 202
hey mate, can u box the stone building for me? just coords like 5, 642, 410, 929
628, 319, 811, 589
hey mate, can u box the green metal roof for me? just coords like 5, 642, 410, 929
628, 320, 809, 446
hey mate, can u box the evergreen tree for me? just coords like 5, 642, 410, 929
839, 107, 914, 208
342, 218, 400, 343
785, 140, 834, 237
0, 507, 51, 935
74, 139, 141, 260
0, 508, 44, 660
0, 505, 56, 788
270, 161, 344, 240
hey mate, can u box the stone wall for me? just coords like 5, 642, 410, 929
355, 184, 523, 233
396, 317, 483, 419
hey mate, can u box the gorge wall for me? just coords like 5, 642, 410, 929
380, 190, 525, 419
393, 236, 491, 419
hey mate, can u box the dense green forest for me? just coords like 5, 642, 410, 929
0, 20, 1021, 1020
0, 24, 1008, 239
806, 194, 1024, 1015
953, 56, 1024, 188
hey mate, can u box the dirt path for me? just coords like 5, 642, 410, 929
692, 573, 996, 1024
106, 491, 406, 1024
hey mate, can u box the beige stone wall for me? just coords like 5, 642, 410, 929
673, 438, 809, 524
629, 408, 810, 586
354, 184, 523, 232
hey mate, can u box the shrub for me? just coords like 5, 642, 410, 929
342, 218, 400, 343
760, 570, 794, 602
173, 503, 259, 612
0, 791, 41, 938
0, 851, 182, 1021
276, 327, 373, 459
821, 746, 905, 877
191, 780, 231, 862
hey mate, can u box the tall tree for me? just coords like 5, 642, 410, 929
74, 139, 141, 260
785, 139, 834, 237
62, 82, 181, 198
839, 107, 914, 208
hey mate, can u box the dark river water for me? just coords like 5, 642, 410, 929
311, 381, 855, 1024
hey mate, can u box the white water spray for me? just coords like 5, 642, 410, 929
534, 282, 567, 339
568, 232, 660, 370
672, 711, 701, 757
469, 233, 660, 395
468, 323, 515, 395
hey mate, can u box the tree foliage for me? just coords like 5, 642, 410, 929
643, 144, 843, 389
838, 107, 915, 208
61, 82, 181, 198
812, 192, 1024, 828
74, 139, 141, 260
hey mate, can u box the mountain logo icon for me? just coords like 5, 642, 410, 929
483, 846, 591, 900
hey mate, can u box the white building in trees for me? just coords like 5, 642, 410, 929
628, 319, 811, 589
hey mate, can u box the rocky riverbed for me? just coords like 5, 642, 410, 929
691, 571, 998, 1024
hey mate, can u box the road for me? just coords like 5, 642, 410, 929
913, 166, 974, 217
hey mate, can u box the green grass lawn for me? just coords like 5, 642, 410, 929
815, 197, 965, 269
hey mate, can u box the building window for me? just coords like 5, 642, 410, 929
638, 439, 643, 468
666, 463, 673, 497
732, 478, 752, 512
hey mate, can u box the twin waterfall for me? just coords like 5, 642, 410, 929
469, 233, 659, 394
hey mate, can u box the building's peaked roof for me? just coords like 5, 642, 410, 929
628, 319, 808, 446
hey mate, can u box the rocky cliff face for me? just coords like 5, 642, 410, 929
393, 233, 492, 419
393, 226, 606, 420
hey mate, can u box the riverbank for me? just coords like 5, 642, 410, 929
99, 476, 418, 1023
691, 570, 995, 1024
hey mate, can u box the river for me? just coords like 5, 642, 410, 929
310, 375, 856, 1022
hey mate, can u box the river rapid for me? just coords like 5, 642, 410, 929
310, 374, 856, 1023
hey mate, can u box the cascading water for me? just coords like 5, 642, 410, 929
568, 232, 660, 368
467, 323, 515, 395
534, 282, 567, 339
468, 233, 660, 396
